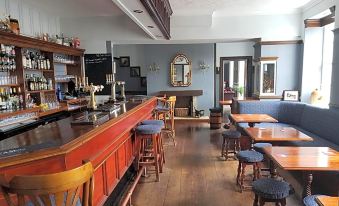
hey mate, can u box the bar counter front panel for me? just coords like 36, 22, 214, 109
0, 97, 157, 206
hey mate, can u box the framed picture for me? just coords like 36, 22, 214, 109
119, 56, 130, 67
130, 66, 141, 77
140, 77, 147, 87
283, 90, 299, 101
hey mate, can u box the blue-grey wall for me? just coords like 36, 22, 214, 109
261, 44, 303, 96
114, 44, 215, 114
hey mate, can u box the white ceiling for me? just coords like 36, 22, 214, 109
169, 0, 314, 16
24, 0, 124, 17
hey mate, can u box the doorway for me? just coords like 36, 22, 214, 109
219, 56, 253, 102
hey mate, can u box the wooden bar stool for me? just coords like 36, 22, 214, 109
221, 130, 241, 160
140, 120, 166, 166
155, 96, 176, 146
253, 143, 272, 175
236, 150, 263, 192
0, 162, 93, 206
303, 195, 329, 206
252, 178, 291, 206
135, 124, 163, 182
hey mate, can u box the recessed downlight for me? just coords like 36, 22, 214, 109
133, 9, 143, 13
147, 25, 154, 28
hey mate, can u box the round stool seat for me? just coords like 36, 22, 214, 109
236, 150, 264, 162
253, 178, 290, 200
136, 125, 162, 135
141, 120, 165, 128
303, 195, 327, 206
209, 107, 222, 113
155, 105, 170, 112
254, 143, 272, 154
222, 130, 241, 139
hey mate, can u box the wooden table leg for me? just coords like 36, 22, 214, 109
302, 172, 313, 198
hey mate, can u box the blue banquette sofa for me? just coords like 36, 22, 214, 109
236, 101, 339, 151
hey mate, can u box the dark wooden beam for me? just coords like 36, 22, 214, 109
140, 0, 172, 39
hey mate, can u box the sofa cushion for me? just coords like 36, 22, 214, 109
300, 105, 339, 146
238, 101, 281, 120
278, 102, 306, 126
285, 126, 339, 151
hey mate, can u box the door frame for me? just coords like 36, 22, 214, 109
219, 56, 253, 101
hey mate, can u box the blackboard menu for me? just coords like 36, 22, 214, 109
85, 53, 112, 95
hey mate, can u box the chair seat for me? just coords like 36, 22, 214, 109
253, 178, 290, 200
253, 143, 272, 154
141, 120, 165, 128
209, 107, 222, 113
155, 105, 170, 112
136, 125, 162, 135
236, 150, 263, 162
222, 130, 241, 139
26, 196, 82, 206
303, 195, 328, 206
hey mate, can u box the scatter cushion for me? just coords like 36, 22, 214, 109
141, 120, 165, 128
236, 150, 263, 162
222, 130, 241, 139
303, 195, 327, 206
136, 125, 162, 135
253, 178, 290, 200
254, 143, 272, 154
209, 107, 222, 113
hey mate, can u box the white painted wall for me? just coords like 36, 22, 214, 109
0, 0, 60, 37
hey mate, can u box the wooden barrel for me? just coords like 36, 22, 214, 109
209, 108, 222, 129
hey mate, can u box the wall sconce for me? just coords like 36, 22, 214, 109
149, 62, 160, 72
199, 61, 210, 70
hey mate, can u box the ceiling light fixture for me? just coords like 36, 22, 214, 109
147, 25, 154, 28
133, 10, 143, 13
156, 35, 162, 38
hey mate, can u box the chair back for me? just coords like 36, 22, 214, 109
0, 162, 94, 206
167, 96, 176, 130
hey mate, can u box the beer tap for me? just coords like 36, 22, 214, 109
106, 62, 117, 102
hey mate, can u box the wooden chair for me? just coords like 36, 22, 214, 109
159, 96, 176, 146
0, 162, 94, 206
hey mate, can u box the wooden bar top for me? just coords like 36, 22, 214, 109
316, 196, 339, 206
230, 114, 278, 123
0, 97, 155, 166
263, 146, 339, 171
245, 127, 314, 142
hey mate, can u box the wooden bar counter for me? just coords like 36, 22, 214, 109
0, 97, 157, 206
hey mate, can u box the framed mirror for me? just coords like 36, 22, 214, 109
171, 54, 192, 87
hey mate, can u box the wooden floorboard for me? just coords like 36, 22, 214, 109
132, 122, 302, 206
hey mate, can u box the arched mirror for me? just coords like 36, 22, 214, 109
170, 54, 192, 87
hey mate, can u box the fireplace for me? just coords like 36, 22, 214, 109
157, 90, 203, 117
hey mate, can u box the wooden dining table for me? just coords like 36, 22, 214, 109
263, 146, 339, 198
230, 114, 278, 127
316, 196, 339, 206
245, 127, 314, 145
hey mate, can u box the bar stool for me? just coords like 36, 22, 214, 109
140, 119, 165, 165
303, 195, 328, 206
254, 143, 272, 174
221, 130, 241, 160
236, 150, 263, 191
155, 96, 176, 146
135, 124, 163, 182
252, 178, 291, 206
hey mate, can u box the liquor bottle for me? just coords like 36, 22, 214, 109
26, 52, 32, 70
46, 58, 50, 70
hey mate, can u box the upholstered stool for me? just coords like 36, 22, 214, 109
140, 119, 166, 165
221, 130, 241, 160
236, 150, 264, 191
253, 143, 272, 154
141, 120, 165, 128
155, 105, 170, 127
303, 195, 328, 206
135, 124, 163, 181
253, 178, 291, 206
